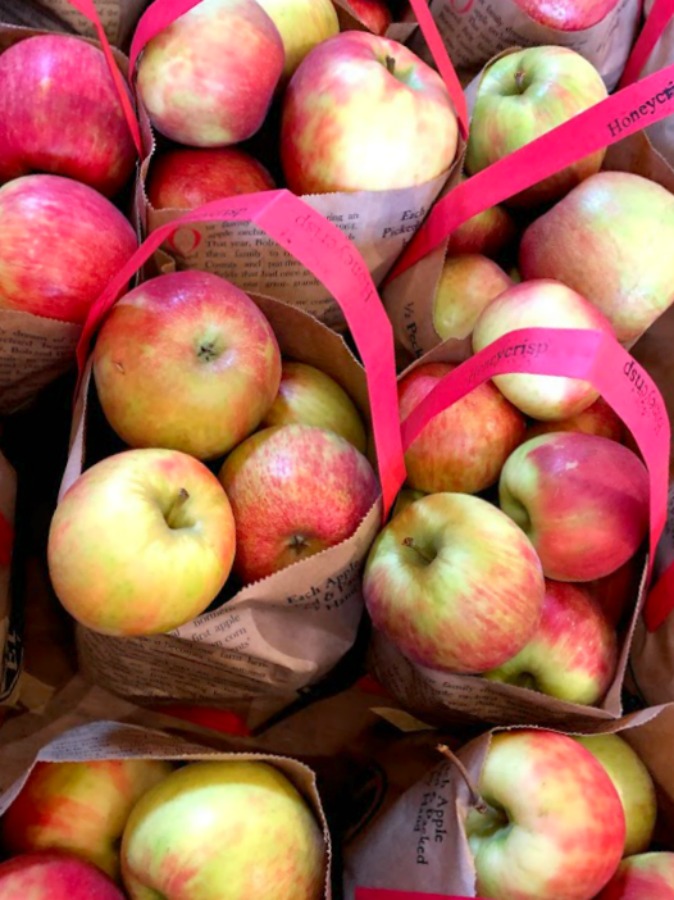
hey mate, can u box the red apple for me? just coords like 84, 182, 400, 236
499, 432, 649, 581
146, 148, 275, 210
587, 557, 640, 629
0, 35, 136, 198
92, 271, 282, 460
0, 852, 125, 899
514, 0, 620, 30
281, 31, 458, 193
218, 424, 379, 583
485, 580, 617, 705
596, 853, 674, 899
347, 0, 392, 34
399, 362, 526, 494
526, 396, 625, 443
447, 194, 518, 258
432, 254, 513, 345
0, 174, 137, 323
136, 0, 284, 146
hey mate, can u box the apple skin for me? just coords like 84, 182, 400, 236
520, 172, 674, 346
0, 35, 136, 198
596, 853, 674, 899
260, 360, 367, 453
120, 761, 326, 900
587, 556, 640, 629
363, 492, 545, 673
466, 46, 607, 207
485, 579, 617, 705
254, 0, 339, 81
472, 279, 616, 421
218, 424, 379, 583
146, 148, 275, 210
47, 448, 236, 636
499, 432, 649, 582
466, 729, 626, 900
347, 0, 392, 34
1, 760, 172, 880
136, 0, 285, 146
447, 185, 518, 258
526, 396, 625, 444
514, 0, 619, 30
0, 852, 126, 899
399, 362, 526, 494
92, 271, 282, 460
0, 174, 137, 323
432, 254, 513, 343
281, 31, 458, 194
574, 735, 657, 857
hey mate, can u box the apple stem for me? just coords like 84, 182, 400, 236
385, 55, 396, 76
402, 536, 434, 565
165, 487, 190, 528
514, 69, 526, 92
436, 744, 488, 813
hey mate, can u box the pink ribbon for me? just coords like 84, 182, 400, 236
619, 0, 674, 87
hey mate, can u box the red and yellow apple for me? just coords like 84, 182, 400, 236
0, 852, 125, 899
596, 853, 674, 899
254, 0, 339, 81
514, 0, 619, 29
346, 0, 392, 34
432, 254, 512, 345
447, 186, 518, 258
526, 395, 625, 443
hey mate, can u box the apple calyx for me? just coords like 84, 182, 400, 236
165, 487, 190, 529
437, 744, 488, 814
402, 535, 435, 566
288, 533, 310, 555
197, 338, 221, 363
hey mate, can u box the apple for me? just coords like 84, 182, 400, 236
1, 759, 172, 879
260, 360, 367, 452
391, 487, 425, 517
519, 172, 674, 346
120, 760, 326, 899
399, 362, 526, 494
514, 0, 620, 30
485, 580, 617, 705
146, 148, 275, 210
0, 174, 137, 323
47, 448, 236, 636
596, 853, 674, 899
363, 492, 545, 673
281, 31, 458, 194
346, 0, 392, 34
254, 0, 339, 81
447, 192, 518, 258
92, 270, 282, 460
218, 424, 378, 583
0, 852, 125, 899
472, 279, 616, 421
0, 35, 136, 198
466, 729, 625, 900
587, 556, 640, 629
526, 396, 625, 444
499, 432, 649, 581
432, 254, 513, 344
466, 46, 607, 206
136, 0, 284, 146
574, 734, 657, 857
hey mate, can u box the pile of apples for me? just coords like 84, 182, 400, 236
0, 755, 326, 898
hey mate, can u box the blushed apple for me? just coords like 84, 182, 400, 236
499, 432, 649, 581
92, 271, 281, 460
120, 761, 326, 899
0, 35, 136, 197
466, 46, 607, 206
596, 853, 674, 899
1, 759, 172, 879
432, 254, 513, 345
48, 448, 236, 636
218, 424, 379, 583
587, 557, 640, 629
526, 396, 625, 443
281, 31, 458, 193
447, 186, 518, 258
514, 0, 620, 30
146, 148, 275, 210
472, 279, 616, 420
346, 0, 392, 34
485, 580, 617, 705
399, 362, 526, 494
136, 0, 284, 146
254, 0, 339, 81
0, 852, 125, 899
260, 360, 367, 452
391, 488, 425, 517
0, 174, 137, 323
363, 492, 545, 673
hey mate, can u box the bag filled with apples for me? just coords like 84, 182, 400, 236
0, 693, 333, 900
0, 450, 17, 708
129, 0, 467, 329
47, 190, 408, 732
344, 702, 674, 900
408, 0, 640, 90
0, 0, 150, 48
0, 18, 142, 414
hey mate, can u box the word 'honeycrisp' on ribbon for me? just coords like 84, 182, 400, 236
64, 0, 143, 154
619, 0, 674, 87
0, 513, 13, 568
398, 328, 670, 630
388, 59, 674, 279
77, 189, 405, 520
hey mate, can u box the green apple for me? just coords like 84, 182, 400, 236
254, 0, 339, 82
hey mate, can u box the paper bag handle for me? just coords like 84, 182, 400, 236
0, 512, 13, 568
64, 0, 143, 155
619, 0, 674, 87
76, 189, 405, 519
397, 328, 670, 630
388, 59, 674, 279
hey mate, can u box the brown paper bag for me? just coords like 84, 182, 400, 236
343, 703, 674, 898
0, 0, 149, 48
0, 450, 18, 708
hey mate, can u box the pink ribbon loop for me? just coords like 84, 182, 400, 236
397, 327, 670, 629
388, 58, 674, 280
77, 189, 405, 519
0, 512, 13, 568
619, 0, 674, 88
